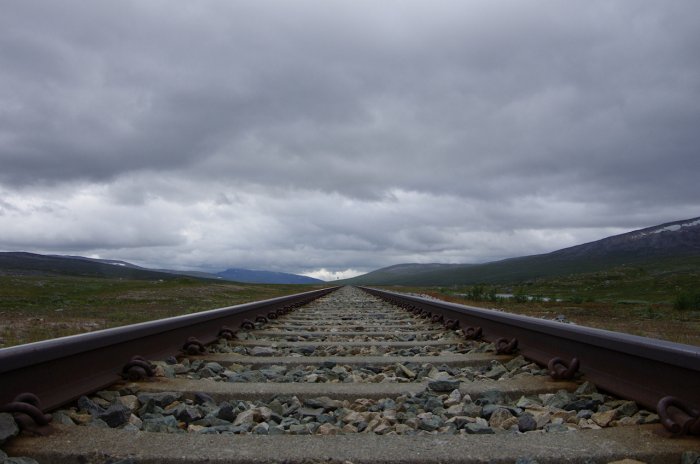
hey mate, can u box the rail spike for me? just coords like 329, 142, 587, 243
548, 357, 580, 380
463, 326, 482, 340
495, 337, 518, 355
657, 396, 700, 436
0, 393, 53, 436
240, 319, 256, 330
218, 326, 237, 340
121, 355, 155, 381
182, 336, 206, 355
444, 319, 459, 330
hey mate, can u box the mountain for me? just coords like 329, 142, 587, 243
344, 217, 700, 286
0, 252, 324, 284
0, 252, 191, 280
216, 268, 323, 284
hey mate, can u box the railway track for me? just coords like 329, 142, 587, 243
1, 286, 699, 463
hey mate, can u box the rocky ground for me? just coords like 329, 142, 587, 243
46, 380, 661, 437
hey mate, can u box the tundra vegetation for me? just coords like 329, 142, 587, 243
0, 276, 324, 348
1, 263, 698, 348
399, 264, 700, 346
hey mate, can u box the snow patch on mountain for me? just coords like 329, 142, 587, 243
650, 218, 700, 234
641, 217, 700, 236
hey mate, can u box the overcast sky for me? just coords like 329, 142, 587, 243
1, 1, 699, 280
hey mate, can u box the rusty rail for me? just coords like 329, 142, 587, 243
360, 287, 700, 427
0, 287, 339, 412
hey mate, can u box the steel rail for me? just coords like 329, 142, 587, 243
0, 286, 339, 411
360, 287, 700, 414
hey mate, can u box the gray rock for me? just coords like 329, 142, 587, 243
450, 416, 471, 429
198, 367, 217, 378
194, 415, 231, 427
418, 414, 444, 431
86, 418, 110, 428
0, 412, 19, 444
152, 361, 176, 378
280, 417, 300, 428
95, 390, 120, 403
378, 398, 397, 411
141, 414, 181, 433
51, 410, 76, 426
475, 390, 505, 406
428, 379, 460, 392
298, 407, 324, 418
216, 403, 237, 422
316, 413, 335, 424
505, 355, 528, 372
289, 423, 311, 435
233, 409, 259, 426
77, 395, 102, 414
231, 423, 253, 433
488, 407, 514, 428
137, 392, 181, 408
267, 399, 285, 416
296, 346, 317, 355
543, 390, 575, 409
303, 397, 342, 411
269, 425, 286, 435
194, 392, 216, 405
518, 413, 537, 432
544, 423, 569, 433
259, 368, 284, 381
250, 346, 275, 357
462, 402, 483, 418
574, 381, 597, 395
396, 363, 417, 379
173, 405, 203, 424
96, 403, 131, 428
483, 362, 507, 379
204, 362, 224, 373
516, 396, 542, 409
563, 398, 601, 411
615, 401, 638, 418
463, 422, 494, 434
252, 422, 270, 435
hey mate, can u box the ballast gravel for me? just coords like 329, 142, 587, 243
166, 356, 545, 384
54, 381, 659, 437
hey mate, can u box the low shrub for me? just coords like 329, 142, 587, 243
673, 292, 700, 311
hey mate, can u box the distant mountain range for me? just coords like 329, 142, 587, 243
3, 217, 698, 286
343, 216, 700, 286
0, 252, 323, 284
215, 268, 322, 284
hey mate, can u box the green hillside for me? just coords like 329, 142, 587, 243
344, 217, 700, 286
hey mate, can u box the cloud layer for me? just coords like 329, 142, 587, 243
1, 1, 699, 278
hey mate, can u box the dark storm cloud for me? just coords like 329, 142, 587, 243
1, 1, 699, 276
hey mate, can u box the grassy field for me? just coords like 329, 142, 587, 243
2, 263, 698, 348
388, 264, 700, 346
0, 275, 327, 348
